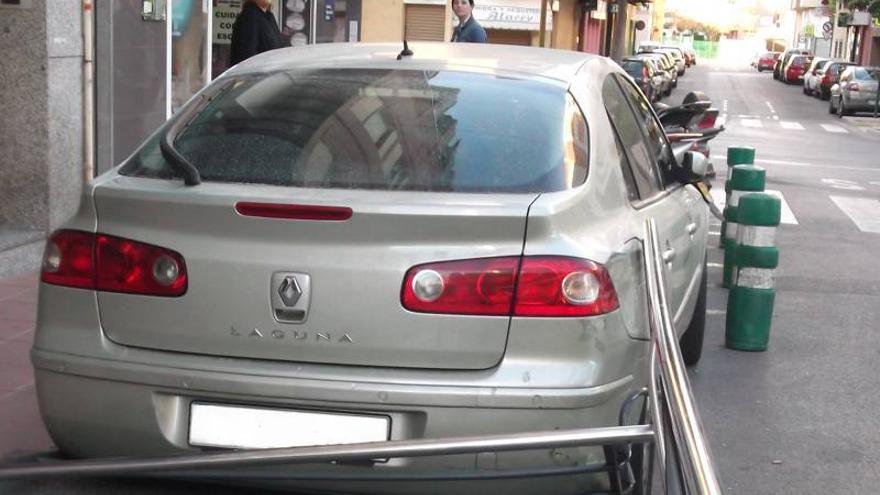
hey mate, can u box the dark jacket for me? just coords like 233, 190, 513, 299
451, 16, 487, 43
229, 3, 284, 66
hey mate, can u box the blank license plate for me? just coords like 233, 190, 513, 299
189, 403, 390, 449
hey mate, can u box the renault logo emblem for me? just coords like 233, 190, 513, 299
278, 276, 303, 307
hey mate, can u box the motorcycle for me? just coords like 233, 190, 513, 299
654, 91, 724, 179
655, 91, 725, 219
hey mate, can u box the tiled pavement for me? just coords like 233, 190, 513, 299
0, 272, 54, 461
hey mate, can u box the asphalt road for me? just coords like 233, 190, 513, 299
678, 63, 880, 494
2, 61, 879, 495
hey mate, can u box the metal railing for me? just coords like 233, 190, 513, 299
0, 218, 722, 494
644, 218, 723, 495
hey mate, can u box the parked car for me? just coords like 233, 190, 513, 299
756, 51, 781, 72
817, 61, 854, 100
663, 45, 691, 68
803, 58, 831, 95
621, 56, 665, 101
685, 46, 697, 66
774, 48, 810, 80
830, 65, 880, 116
783, 55, 812, 84
657, 47, 687, 76
632, 51, 678, 89
32, 42, 710, 492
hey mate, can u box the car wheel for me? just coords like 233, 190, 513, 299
680, 257, 707, 367
820, 89, 830, 101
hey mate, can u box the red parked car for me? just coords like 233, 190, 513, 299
784, 55, 812, 83
757, 52, 780, 72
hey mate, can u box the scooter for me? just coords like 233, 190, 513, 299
655, 91, 724, 179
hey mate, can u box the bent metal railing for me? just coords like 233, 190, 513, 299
0, 218, 721, 494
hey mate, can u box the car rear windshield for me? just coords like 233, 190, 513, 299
854, 68, 880, 80
622, 61, 645, 76
120, 69, 589, 194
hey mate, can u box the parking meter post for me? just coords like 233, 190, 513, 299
722, 165, 765, 288
721, 146, 756, 247
726, 193, 781, 351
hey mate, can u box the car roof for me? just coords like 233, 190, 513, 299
225, 42, 608, 86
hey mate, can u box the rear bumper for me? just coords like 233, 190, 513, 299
32, 346, 642, 456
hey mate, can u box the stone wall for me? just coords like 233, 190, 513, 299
0, 0, 50, 230
0, 0, 82, 234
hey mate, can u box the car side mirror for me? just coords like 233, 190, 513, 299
681, 151, 708, 178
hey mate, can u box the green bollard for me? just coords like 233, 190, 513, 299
722, 165, 765, 288
726, 193, 781, 351
720, 146, 756, 247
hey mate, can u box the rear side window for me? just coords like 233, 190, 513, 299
120, 69, 588, 193
602, 76, 663, 201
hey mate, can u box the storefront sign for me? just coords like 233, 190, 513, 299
213, 0, 242, 44
473, 5, 553, 31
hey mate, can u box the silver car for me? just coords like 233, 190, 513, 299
33, 43, 709, 493
830, 66, 880, 117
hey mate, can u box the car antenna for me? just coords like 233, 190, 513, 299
397, 40, 413, 61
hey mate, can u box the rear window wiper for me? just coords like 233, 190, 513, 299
159, 80, 236, 186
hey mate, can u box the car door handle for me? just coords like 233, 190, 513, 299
686, 222, 698, 235
662, 248, 676, 263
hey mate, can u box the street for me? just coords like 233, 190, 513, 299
2, 60, 880, 494
680, 63, 880, 494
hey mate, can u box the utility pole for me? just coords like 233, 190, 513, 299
610, 0, 629, 61
539, 0, 549, 48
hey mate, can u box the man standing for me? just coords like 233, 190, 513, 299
229, 0, 284, 66
451, 0, 488, 43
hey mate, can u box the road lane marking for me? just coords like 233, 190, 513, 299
830, 196, 880, 233
820, 124, 849, 133
709, 156, 880, 172
764, 190, 799, 225
779, 121, 804, 130
822, 178, 865, 191
765, 101, 776, 114
708, 263, 723, 269
707, 186, 795, 225
740, 119, 763, 128
772, 115, 779, 120
706, 309, 726, 316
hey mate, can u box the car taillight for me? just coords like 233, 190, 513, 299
643, 66, 650, 80
41, 229, 187, 297
41, 230, 95, 289
402, 257, 518, 316
848, 83, 860, 91
401, 256, 618, 318
822, 73, 830, 85
697, 112, 717, 129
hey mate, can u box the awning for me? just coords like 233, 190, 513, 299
472, 2, 554, 31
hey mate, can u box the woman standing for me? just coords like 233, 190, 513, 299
229, 0, 284, 66
450, 0, 487, 43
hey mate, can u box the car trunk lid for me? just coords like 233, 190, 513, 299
94, 178, 536, 369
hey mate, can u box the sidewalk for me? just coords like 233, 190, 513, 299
842, 115, 880, 134
0, 272, 54, 461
